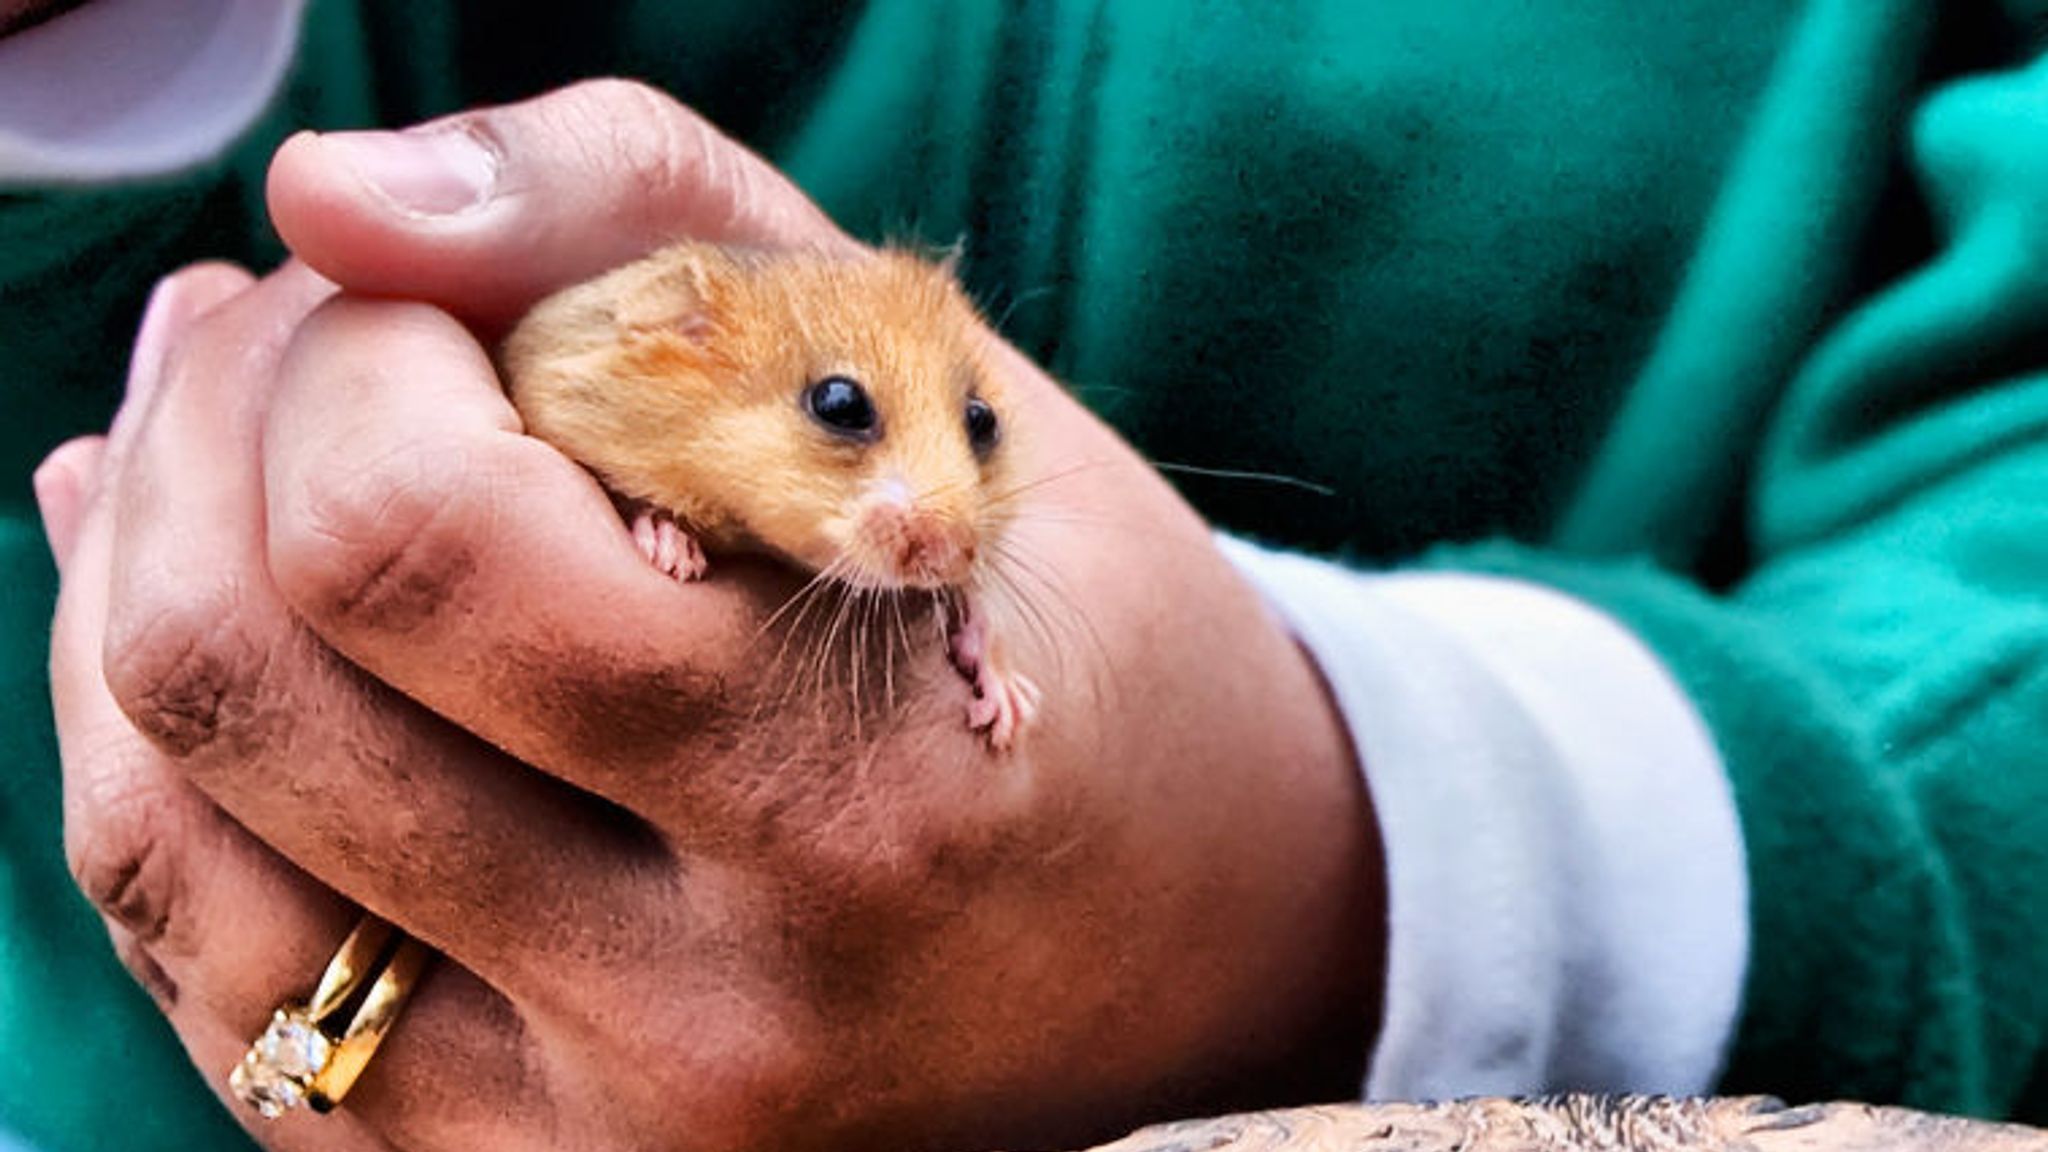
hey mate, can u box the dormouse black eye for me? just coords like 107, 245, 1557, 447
804, 376, 879, 440
965, 396, 999, 456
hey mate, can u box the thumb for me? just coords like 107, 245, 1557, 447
266, 78, 857, 331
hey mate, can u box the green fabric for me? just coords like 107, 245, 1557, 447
7, 0, 2048, 1147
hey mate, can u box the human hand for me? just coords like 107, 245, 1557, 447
42, 79, 1383, 1151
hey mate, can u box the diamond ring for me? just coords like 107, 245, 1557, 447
229, 914, 431, 1118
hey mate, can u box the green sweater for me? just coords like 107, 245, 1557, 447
5, 1, 2047, 1147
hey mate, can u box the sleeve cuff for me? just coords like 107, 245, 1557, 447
0, 0, 305, 184
1216, 534, 1748, 1101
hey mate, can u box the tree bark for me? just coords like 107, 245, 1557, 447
1078, 1095, 2048, 1151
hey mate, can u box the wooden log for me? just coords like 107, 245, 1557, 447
1078, 1095, 2048, 1151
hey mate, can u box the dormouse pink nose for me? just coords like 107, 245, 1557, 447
858, 501, 975, 587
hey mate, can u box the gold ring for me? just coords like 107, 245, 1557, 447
229, 914, 431, 1118
306, 934, 430, 1111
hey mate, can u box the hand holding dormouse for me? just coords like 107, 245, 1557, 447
41, 80, 1382, 1152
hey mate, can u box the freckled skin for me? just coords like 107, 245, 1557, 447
498, 242, 1041, 748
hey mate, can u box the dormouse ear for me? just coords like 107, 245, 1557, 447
612, 241, 728, 342
934, 238, 966, 280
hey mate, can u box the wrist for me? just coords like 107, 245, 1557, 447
1169, 547, 1388, 1114
1228, 630, 1386, 1108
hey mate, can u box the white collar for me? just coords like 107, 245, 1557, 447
0, 0, 306, 184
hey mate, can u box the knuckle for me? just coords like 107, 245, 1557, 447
110, 931, 181, 1010
615, 97, 713, 200
151, 261, 257, 328
553, 79, 752, 238
65, 778, 187, 949
270, 440, 480, 635
560, 76, 698, 152
567, 76, 687, 126
102, 589, 276, 760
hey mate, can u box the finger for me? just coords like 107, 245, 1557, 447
137, 944, 401, 1152
266, 77, 859, 333
109, 916, 538, 1152
33, 435, 102, 571
126, 264, 259, 393
102, 262, 258, 474
263, 292, 807, 825
57, 263, 258, 564
54, 431, 538, 1150
96, 266, 681, 995
55, 490, 350, 1027
51, 259, 305, 1027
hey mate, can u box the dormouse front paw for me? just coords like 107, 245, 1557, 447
947, 600, 1038, 751
631, 507, 708, 582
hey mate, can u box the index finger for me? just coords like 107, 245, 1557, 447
262, 293, 804, 822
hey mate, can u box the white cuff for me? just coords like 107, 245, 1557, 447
1217, 535, 1747, 1101
0, 0, 305, 184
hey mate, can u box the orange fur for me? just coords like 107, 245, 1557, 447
500, 243, 1014, 588
499, 242, 1041, 748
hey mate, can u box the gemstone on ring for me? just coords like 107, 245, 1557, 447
229, 1007, 334, 1118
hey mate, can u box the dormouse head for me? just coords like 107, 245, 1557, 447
503, 242, 1015, 590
